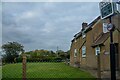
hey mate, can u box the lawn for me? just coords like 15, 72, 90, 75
0, 66, 2, 79
2, 62, 95, 79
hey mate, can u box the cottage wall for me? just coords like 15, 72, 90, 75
70, 14, 120, 75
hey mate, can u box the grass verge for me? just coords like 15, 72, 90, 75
2, 62, 95, 79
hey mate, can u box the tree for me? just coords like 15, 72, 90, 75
57, 50, 66, 60
66, 50, 70, 59
2, 42, 24, 63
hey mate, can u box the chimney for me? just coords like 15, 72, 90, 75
82, 22, 88, 30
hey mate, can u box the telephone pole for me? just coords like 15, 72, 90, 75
107, 16, 116, 80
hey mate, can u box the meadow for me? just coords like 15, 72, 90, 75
2, 62, 95, 79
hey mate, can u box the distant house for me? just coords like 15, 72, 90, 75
70, 13, 120, 77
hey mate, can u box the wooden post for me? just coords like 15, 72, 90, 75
22, 54, 26, 80
97, 53, 101, 79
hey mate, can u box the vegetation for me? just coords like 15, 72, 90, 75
1, 42, 94, 79
0, 66, 2, 79
2, 42, 24, 63
2, 62, 94, 79
1, 41, 70, 63
19, 49, 70, 62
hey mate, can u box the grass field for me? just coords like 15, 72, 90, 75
2, 62, 95, 79
0, 66, 2, 79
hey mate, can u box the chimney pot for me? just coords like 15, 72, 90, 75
82, 22, 88, 30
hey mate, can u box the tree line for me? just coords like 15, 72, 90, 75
1, 42, 70, 63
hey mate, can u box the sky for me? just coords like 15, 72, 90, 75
1, 0, 101, 2
2, 2, 100, 52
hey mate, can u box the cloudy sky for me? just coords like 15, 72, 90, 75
2, 2, 100, 52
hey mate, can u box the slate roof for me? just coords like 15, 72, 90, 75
72, 16, 101, 42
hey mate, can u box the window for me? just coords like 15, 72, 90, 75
95, 46, 100, 55
103, 23, 109, 33
74, 49, 77, 57
75, 39, 77, 43
82, 32, 86, 38
82, 46, 86, 57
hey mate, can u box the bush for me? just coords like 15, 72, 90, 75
16, 57, 22, 63
15, 56, 64, 63
54, 57, 63, 62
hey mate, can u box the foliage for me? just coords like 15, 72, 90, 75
57, 50, 66, 59
16, 56, 23, 63
1, 42, 24, 63
23, 49, 57, 62
57, 50, 70, 60
23, 49, 70, 62
66, 50, 70, 59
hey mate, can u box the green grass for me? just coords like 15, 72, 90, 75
0, 66, 2, 79
2, 63, 22, 78
2, 62, 95, 79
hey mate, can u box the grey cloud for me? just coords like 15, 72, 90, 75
2, 2, 99, 51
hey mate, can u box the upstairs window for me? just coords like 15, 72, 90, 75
95, 46, 100, 55
82, 46, 86, 57
82, 32, 86, 38
75, 39, 77, 43
74, 49, 77, 57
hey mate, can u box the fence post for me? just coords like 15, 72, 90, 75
22, 54, 26, 80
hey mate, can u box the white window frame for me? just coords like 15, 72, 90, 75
103, 23, 109, 33
75, 39, 77, 43
95, 46, 100, 55
74, 49, 77, 57
82, 32, 86, 38
82, 46, 86, 57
